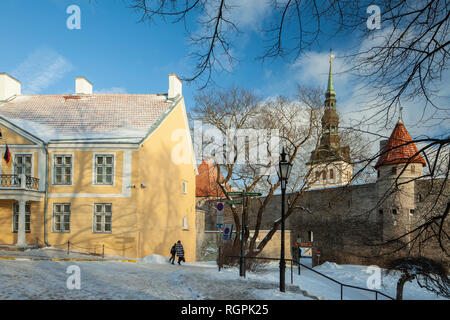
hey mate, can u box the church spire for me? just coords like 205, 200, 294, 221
325, 49, 336, 108
306, 51, 353, 189
327, 50, 336, 95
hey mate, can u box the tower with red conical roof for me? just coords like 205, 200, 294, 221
196, 159, 232, 198
375, 119, 426, 243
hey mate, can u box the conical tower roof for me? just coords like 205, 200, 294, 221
196, 159, 232, 197
375, 120, 426, 169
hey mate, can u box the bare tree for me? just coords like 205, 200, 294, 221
386, 257, 450, 299
127, 0, 449, 112
192, 85, 371, 259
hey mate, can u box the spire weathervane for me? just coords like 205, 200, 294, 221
329, 48, 335, 63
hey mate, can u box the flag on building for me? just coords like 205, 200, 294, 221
3, 144, 11, 168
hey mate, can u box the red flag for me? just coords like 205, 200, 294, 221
3, 144, 11, 168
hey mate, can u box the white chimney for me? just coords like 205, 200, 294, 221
168, 73, 182, 99
75, 77, 93, 95
0, 73, 21, 101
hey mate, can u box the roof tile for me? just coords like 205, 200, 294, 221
375, 120, 426, 169
0, 94, 173, 141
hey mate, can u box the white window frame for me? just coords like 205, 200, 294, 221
53, 203, 71, 233
13, 153, 33, 177
92, 153, 115, 186
12, 202, 31, 233
52, 154, 73, 186
93, 203, 112, 233
182, 181, 188, 194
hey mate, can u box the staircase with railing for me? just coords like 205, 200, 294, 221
225, 255, 395, 300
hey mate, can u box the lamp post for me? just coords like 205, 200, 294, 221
277, 147, 292, 293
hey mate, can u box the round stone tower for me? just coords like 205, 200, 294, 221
375, 119, 426, 244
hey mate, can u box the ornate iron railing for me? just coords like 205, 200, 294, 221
0, 174, 40, 190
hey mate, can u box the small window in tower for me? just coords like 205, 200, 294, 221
392, 209, 397, 215
417, 194, 423, 202
330, 169, 334, 180
315, 171, 320, 180
379, 209, 383, 215
391, 167, 397, 175
322, 171, 326, 181
182, 216, 188, 230
0, 130, 2, 139
410, 209, 415, 215
377, 170, 380, 178
411, 165, 415, 173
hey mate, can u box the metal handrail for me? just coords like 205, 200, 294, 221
225, 255, 395, 300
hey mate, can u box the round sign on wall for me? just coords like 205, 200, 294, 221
217, 202, 224, 211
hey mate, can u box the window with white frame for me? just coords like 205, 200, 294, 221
182, 216, 188, 230
53, 203, 70, 233
94, 155, 114, 185
54, 155, 72, 185
14, 154, 32, 176
182, 181, 188, 194
13, 203, 31, 233
93, 203, 112, 233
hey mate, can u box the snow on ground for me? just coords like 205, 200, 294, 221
0, 250, 447, 300
0, 247, 128, 260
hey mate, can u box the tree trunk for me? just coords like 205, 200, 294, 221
396, 274, 415, 300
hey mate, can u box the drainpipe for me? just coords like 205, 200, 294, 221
43, 142, 50, 246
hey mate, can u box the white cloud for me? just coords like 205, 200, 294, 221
290, 51, 350, 88
225, 0, 272, 31
11, 48, 74, 94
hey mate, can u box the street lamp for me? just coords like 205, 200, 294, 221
277, 147, 292, 292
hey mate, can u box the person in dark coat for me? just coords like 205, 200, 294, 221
169, 243, 177, 264
175, 240, 185, 265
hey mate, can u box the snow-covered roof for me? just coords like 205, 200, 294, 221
0, 94, 175, 143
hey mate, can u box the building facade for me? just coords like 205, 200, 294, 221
0, 73, 197, 259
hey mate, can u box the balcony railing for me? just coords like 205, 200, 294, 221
0, 174, 40, 190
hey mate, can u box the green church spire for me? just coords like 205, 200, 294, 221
325, 50, 336, 108
327, 56, 335, 95
307, 50, 351, 167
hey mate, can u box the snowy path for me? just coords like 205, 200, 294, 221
0, 259, 312, 300
0, 250, 446, 300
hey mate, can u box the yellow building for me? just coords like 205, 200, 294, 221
0, 73, 197, 259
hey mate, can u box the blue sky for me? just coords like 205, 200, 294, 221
0, 0, 448, 141
0, 0, 353, 107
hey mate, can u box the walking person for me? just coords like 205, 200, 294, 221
169, 243, 177, 264
175, 240, 185, 265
